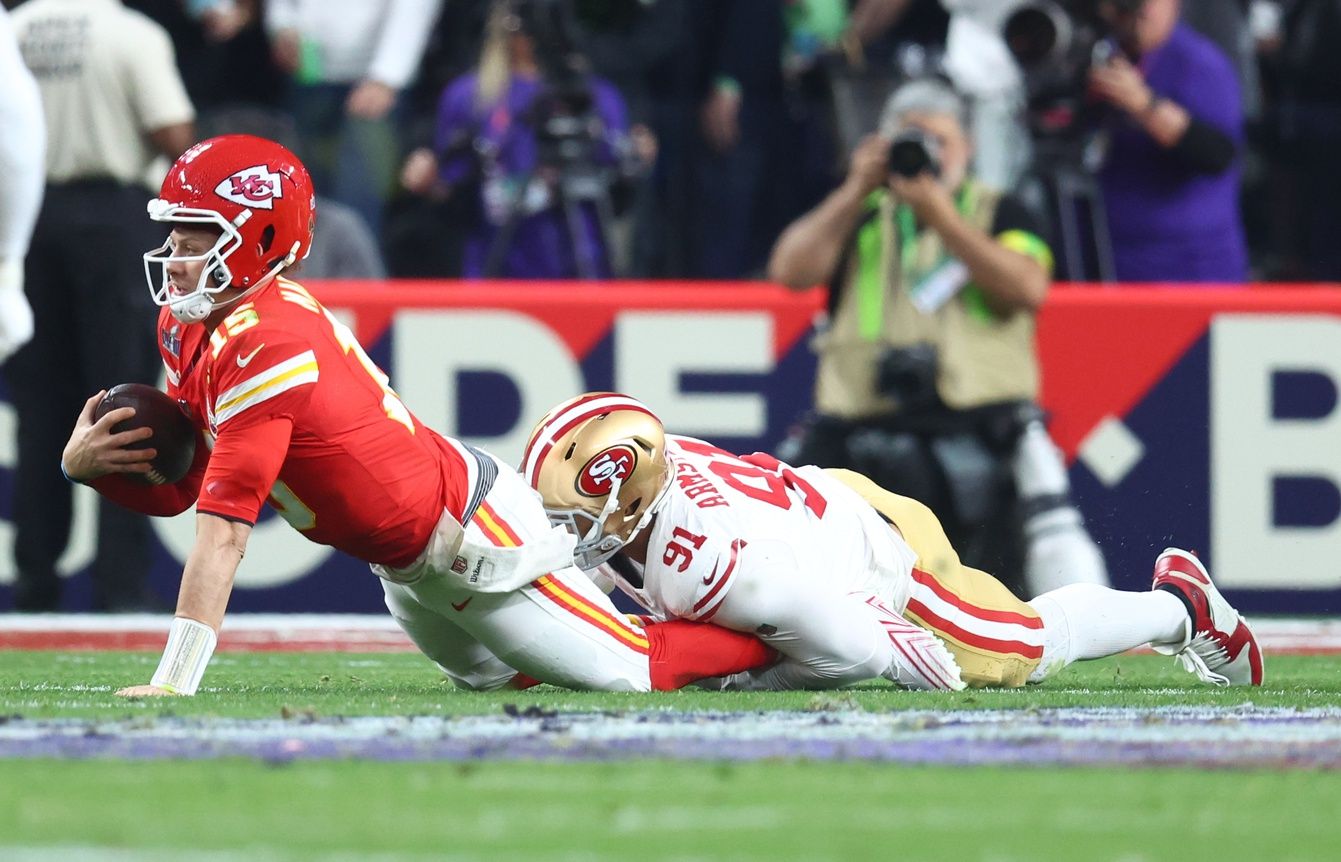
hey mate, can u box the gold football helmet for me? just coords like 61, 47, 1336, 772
522, 392, 674, 569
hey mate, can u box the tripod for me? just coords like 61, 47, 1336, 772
482, 141, 619, 280
1021, 136, 1116, 282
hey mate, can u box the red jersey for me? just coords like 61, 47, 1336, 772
101, 278, 469, 568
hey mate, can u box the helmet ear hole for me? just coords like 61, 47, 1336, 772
624, 497, 642, 516
258, 224, 275, 254
563, 442, 577, 460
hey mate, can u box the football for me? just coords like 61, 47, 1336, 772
94, 383, 196, 485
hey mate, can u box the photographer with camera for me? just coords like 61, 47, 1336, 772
768, 76, 1107, 596
400, 0, 647, 279
1087, 0, 1247, 282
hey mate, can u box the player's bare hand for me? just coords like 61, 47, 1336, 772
116, 684, 180, 698
61, 391, 156, 482
845, 134, 890, 197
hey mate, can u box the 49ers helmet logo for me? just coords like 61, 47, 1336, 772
214, 165, 284, 210
577, 445, 637, 497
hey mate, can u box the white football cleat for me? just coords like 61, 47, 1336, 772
1150, 548, 1264, 686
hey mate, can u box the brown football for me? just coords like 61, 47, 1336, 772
94, 383, 196, 485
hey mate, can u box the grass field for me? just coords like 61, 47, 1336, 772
4, 759, 1339, 862
1, 650, 1340, 861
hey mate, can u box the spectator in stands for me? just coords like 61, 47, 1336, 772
265, 0, 444, 237
9, 0, 195, 612
125, 1, 283, 116
1257, 0, 1341, 281
768, 77, 1107, 597
689, 0, 837, 279
0, 4, 43, 368
403, 0, 642, 279
1091, 0, 1247, 282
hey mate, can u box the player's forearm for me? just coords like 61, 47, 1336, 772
175, 513, 250, 631
88, 473, 200, 516
83, 430, 209, 516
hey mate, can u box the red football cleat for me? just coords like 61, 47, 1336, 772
1151, 548, 1264, 686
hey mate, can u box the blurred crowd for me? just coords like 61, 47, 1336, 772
6, 0, 1333, 285
4, 0, 1325, 613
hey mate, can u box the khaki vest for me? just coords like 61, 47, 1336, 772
814, 182, 1039, 419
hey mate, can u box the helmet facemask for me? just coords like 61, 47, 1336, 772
546, 459, 676, 569
523, 392, 675, 570
143, 200, 249, 324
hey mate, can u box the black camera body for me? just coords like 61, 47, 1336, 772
876, 344, 941, 409
888, 128, 943, 179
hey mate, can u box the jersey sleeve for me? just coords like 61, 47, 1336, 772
648, 502, 750, 623
195, 416, 292, 525
88, 427, 211, 517
208, 320, 318, 433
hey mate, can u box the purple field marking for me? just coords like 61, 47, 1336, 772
2, 707, 1340, 768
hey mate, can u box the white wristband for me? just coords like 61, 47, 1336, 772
150, 617, 218, 695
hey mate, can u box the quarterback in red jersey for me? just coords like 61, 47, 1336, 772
60, 136, 772, 697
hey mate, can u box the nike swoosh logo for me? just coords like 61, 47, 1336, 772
451, 597, 473, 612
703, 562, 720, 586
236, 344, 265, 368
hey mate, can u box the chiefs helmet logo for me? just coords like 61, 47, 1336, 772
577, 445, 637, 497
214, 165, 285, 210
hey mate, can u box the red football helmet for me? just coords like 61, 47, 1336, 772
143, 135, 316, 323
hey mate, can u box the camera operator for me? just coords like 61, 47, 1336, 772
769, 77, 1107, 595
401, 0, 649, 279
1087, 0, 1247, 282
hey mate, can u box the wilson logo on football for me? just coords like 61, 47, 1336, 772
214, 165, 284, 210
576, 445, 637, 497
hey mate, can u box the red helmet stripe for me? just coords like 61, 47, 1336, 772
521, 393, 657, 487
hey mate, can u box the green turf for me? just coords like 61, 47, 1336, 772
1, 651, 1339, 719
3, 651, 1341, 860
1, 759, 1339, 862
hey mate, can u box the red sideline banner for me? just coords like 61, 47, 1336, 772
1, 281, 1339, 614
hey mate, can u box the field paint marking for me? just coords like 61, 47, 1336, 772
2, 615, 1341, 654
2, 707, 1340, 768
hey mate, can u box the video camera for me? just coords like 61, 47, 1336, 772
1001, 0, 1144, 138
509, 0, 599, 159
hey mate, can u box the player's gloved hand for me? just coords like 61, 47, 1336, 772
0, 258, 35, 363
116, 684, 181, 698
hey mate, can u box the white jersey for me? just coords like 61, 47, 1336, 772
623, 436, 917, 627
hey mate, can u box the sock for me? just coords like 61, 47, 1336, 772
644, 619, 778, 691
508, 672, 542, 690
1028, 583, 1189, 677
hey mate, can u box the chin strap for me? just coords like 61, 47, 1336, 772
169, 265, 286, 325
